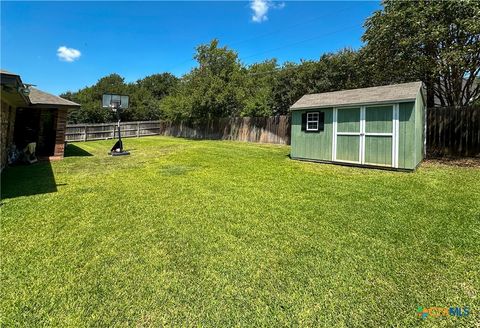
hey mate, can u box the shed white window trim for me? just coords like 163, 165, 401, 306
306, 112, 320, 131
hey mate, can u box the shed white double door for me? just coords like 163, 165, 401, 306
332, 105, 399, 167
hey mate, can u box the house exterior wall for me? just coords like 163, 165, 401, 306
1, 105, 68, 168
54, 109, 67, 157
1, 99, 16, 170
290, 101, 421, 170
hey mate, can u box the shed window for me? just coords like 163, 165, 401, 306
301, 111, 325, 132
306, 112, 320, 131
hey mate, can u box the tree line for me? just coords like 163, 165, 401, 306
62, 0, 480, 124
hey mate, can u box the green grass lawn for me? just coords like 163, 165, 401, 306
1, 137, 479, 327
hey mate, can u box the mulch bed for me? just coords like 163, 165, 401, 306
424, 157, 480, 168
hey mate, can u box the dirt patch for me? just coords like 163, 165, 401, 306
424, 157, 480, 168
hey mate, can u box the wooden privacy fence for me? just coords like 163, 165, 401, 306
66, 116, 291, 145
426, 106, 480, 157
65, 121, 162, 142
66, 108, 479, 157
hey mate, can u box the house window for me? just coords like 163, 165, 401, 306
306, 112, 320, 131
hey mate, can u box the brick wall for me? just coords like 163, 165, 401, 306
54, 109, 67, 157
1, 99, 16, 170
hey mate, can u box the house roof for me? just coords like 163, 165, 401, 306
0, 69, 19, 76
1, 69, 80, 108
291, 81, 424, 110
0, 69, 30, 105
28, 87, 80, 107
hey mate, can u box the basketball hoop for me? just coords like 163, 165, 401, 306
102, 94, 130, 156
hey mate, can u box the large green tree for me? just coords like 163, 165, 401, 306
272, 49, 370, 114
161, 40, 246, 122
242, 59, 278, 117
136, 73, 178, 99
362, 0, 480, 107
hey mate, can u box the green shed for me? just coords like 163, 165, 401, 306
290, 81, 426, 170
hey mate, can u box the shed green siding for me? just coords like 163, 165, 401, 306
336, 135, 360, 162
364, 136, 392, 166
291, 108, 333, 161
398, 102, 416, 169
414, 91, 425, 167
365, 106, 392, 133
337, 108, 360, 133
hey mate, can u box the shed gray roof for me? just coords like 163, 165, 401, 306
291, 81, 423, 110
28, 87, 80, 107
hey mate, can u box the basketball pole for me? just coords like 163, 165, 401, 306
110, 103, 129, 156
115, 105, 123, 151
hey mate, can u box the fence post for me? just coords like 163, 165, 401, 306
137, 121, 140, 137
83, 125, 87, 142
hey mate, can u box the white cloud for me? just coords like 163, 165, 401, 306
57, 46, 81, 62
250, 0, 284, 23
251, 0, 270, 22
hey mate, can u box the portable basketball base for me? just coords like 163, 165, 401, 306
102, 94, 130, 156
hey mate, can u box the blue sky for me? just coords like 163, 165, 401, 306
1, 1, 380, 95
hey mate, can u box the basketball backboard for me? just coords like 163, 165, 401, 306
102, 94, 129, 109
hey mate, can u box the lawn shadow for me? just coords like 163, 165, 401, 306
1, 161, 62, 200
64, 143, 93, 157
